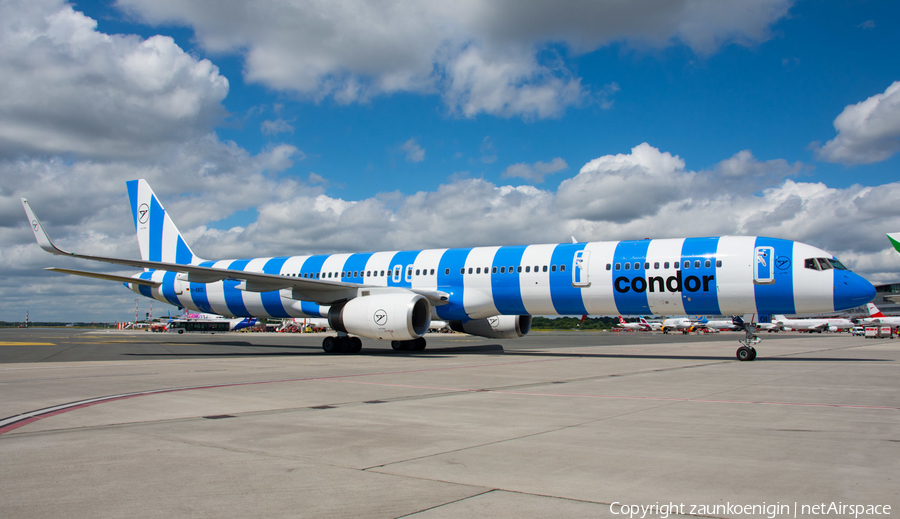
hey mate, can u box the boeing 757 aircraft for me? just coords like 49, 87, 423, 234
22, 180, 875, 361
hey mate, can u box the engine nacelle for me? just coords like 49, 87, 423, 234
449, 315, 531, 339
329, 293, 431, 341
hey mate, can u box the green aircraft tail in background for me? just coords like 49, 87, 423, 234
889, 233, 900, 256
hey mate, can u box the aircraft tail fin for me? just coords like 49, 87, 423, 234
867, 302, 885, 317
888, 233, 900, 257
126, 179, 203, 265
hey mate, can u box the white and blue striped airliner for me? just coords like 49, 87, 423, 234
22, 179, 875, 360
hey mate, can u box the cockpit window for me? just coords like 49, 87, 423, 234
829, 258, 848, 270
805, 257, 848, 271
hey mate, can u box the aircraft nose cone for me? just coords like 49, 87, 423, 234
834, 271, 876, 311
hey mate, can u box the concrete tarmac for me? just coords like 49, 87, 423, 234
0, 328, 897, 518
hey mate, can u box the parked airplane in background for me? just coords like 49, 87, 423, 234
616, 316, 648, 331
640, 317, 662, 331
182, 312, 259, 331
859, 303, 900, 327
698, 317, 740, 331
660, 316, 702, 333
772, 315, 854, 332
22, 180, 875, 361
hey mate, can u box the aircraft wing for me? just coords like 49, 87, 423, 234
23, 199, 448, 306
45, 267, 162, 287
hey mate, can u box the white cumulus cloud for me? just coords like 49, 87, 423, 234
816, 81, 900, 165
400, 138, 425, 163
0, 0, 228, 160
502, 157, 567, 183
115, 0, 794, 119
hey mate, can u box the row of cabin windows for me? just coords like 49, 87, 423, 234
283, 269, 438, 279
458, 264, 566, 275
281, 265, 570, 278
279, 260, 728, 278
605, 259, 723, 271
279, 260, 727, 278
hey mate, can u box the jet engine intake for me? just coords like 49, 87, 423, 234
449, 315, 531, 339
329, 293, 431, 341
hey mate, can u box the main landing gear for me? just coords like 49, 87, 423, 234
321, 336, 427, 354
322, 335, 362, 354
391, 337, 427, 352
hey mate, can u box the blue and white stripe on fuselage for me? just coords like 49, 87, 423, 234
127, 236, 873, 320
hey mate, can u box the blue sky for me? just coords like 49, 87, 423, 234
73, 0, 899, 207
2, 0, 900, 321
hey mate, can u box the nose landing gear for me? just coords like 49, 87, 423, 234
733, 316, 760, 361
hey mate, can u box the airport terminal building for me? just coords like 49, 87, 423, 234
874, 282, 900, 313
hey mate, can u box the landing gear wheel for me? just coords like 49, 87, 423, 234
351, 337, 362, 353
411, 337, 427, 351
748, 347, 757, 361
391, 340, 405, 351
736, 346, 754, 361
322, 336, 337, 353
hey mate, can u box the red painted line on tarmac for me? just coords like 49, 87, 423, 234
0, 357, 567, 435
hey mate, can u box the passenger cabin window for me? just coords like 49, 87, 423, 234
615, 263, 621, 270
704, 260, 711, 268
716, 260, 722, 267
492, 267, 498, 274
644, 262, 650, 269
634, 262, 640, 270
606, 264, 611, 271
560, 265, 566, 272
500, 267, 506, 273
517, 266, 522, 273
525, 266, 531, 273
694, 260, 700, 268
551, 265, 557, 272
468, 268, 473, 274
542, 265, 548, 272
624, 263, 630, 270
683, 261, 690, 269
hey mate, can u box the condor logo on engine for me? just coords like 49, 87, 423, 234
373, 309, 388, 326
613, 269, 715, 294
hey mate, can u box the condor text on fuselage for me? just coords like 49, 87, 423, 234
613, 262, 716, 295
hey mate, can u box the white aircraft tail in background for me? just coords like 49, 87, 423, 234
859, 303, 900, 327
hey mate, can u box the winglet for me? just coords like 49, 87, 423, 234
21, 199, 72, 256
